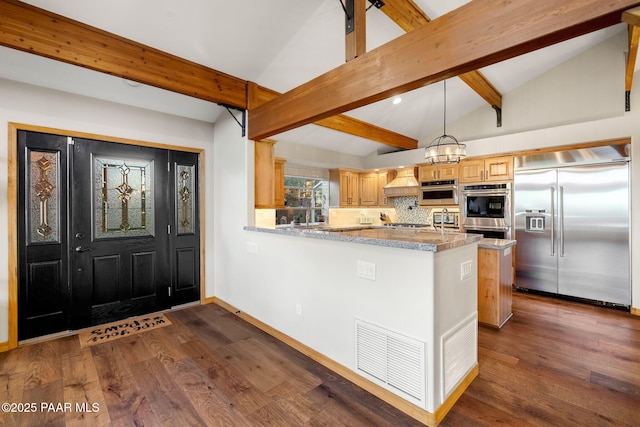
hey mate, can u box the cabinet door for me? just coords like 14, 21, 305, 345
438, 164, 459, 180
339, 172, 351, 206
377, 170, 394, 206
418, 165, 438, 182
348, 172, 360, 206
459, 159, 485, 183
359, 173, 378, 206
274, 158, 286, 208
485, 156, 513, 181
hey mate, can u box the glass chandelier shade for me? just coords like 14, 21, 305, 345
424, 80, 466, 165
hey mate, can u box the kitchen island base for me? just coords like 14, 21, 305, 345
213, 296, 478, 426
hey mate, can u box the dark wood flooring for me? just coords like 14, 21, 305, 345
1, 291, 639, 426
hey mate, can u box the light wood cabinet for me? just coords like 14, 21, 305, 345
254, 139, 276, 208
377, 170, 396, 206
359, 172, 378, 206
329, 169, 360, 207
477, 244, 513, 328
274, 157, 286, 208
418, 163, 458, 182
459, 156, 513, 183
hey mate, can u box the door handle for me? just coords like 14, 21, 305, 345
559, 186, 565, 257
75, 246, 92, 252
550, 186, 555, 256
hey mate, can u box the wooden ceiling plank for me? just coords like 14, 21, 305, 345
248, 83, 417, 150
380, 0, 502, 109
249, 0, 639, 141
0, 0, 247, 108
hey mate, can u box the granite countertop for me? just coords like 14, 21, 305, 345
478, 238, 517, 249
245, 225, 483, 252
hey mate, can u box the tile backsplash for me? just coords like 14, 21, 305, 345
394, 196, 430, 224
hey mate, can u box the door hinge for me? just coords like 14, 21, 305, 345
67, 137, 75, 145
167, 224, 171, 235
168, 287, 172, 296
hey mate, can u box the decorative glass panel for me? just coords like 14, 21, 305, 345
94, 157, 154, 239
176, 164, 194, 234
28, 150, 60, 243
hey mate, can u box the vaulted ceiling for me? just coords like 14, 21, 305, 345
1, 0, 639, 157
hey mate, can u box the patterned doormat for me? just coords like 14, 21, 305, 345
78, 313, 172, 348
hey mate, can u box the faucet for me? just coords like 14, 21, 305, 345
440, 208, 448, 241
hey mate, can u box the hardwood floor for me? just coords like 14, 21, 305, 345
1, 292, 638, 426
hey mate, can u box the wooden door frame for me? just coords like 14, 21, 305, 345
6, 122, 206, 350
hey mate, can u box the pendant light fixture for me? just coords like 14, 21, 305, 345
424, 79, 466, 164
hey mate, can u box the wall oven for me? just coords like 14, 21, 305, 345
461, 183, 512, 239
419, 180, 458, 206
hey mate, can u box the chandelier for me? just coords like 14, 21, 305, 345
424, 80, 466, 165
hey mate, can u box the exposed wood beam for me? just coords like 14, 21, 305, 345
345, 0, 367, 61
380, 0, 502, 109
0, 0, 247, 108
623, 7, 640, 93
248, 83, 417, 150
249, 0, 640, 141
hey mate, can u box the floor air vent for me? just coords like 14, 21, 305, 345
355, 319, 425, 406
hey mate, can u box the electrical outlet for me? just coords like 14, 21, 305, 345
357, 261, 376, 281
295, 304, 302, 316
461, 260, 473, 280
246, 242, 258, 254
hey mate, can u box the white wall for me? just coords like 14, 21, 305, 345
0, 78, 215, 342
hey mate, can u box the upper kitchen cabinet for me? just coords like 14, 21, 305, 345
274, 157, 286, 208
254, 139, 277, 208
359, 172, 379, 206
459, 156, 514, 183
377, 170, 396, 206
418, 163, 458, 182
329, 169, 360, 207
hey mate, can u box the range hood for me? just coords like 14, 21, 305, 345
383, 167, 419, 197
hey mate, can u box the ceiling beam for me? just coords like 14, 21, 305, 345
623, 7, 640, 96
249, 0, 640, 141
379, 0, 502, 109
248, 83, 417, 150
345, 0, 367, 61
0, 0, 247, 108
0, 0, 416, 150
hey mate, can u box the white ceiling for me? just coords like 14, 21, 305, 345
0, 0, 631, 157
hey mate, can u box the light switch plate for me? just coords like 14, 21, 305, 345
357, 261, 376, 281
461, 260, 473, 280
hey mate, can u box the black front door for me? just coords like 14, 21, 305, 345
17, 131, 200, 340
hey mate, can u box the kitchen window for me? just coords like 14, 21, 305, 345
277, 175, 328, 224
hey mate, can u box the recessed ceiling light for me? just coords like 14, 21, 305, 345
392, 97, 402, 105
123, 79, 140, 87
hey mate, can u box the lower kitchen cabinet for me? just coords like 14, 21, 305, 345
477, 240, 516, 328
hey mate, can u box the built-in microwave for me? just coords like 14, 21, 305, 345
419, 180, 458, 206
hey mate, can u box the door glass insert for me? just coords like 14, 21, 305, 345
176, 164, 194, 235
28, 150, 60, 243
94, 156, 154, 239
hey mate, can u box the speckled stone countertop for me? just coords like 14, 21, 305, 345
478, 238, 517, 250
244, 225, 483, 252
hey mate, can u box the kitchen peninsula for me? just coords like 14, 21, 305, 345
241, 225, 482, 425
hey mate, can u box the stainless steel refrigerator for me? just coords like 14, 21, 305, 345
514, 151, 630, 307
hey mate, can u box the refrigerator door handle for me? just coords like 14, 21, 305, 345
550, 186, 555, 256
559, 186, 565, 257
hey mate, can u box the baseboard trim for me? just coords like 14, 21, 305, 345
631, 307, 640, 317
212, 296, 475, 426
0, 341, 9, 353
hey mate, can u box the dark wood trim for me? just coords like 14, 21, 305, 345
249, 0, 640, 141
